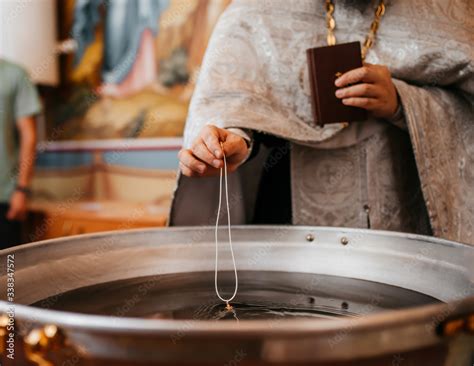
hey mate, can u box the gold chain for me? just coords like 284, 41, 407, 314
325, 0, 386, 60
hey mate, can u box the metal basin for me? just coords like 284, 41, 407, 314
0, 226, 473, 365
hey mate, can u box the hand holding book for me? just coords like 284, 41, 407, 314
335, 63, 399, 120
307, 42, 399, 126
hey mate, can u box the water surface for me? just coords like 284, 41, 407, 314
32, 271, 440, 320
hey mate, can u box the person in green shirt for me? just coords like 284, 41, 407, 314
0, 59, 41, 249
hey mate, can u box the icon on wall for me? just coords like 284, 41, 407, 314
48, 0, 230, 142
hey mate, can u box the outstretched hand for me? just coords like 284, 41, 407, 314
179, 125, 249, 177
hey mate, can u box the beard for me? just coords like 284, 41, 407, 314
336, 0, 377, 11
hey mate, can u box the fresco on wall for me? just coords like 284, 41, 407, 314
48, 0, 230, 141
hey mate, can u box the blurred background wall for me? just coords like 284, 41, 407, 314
0, 0, 231, 240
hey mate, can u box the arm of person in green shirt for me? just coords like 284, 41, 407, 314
5, 62, 41, 222
7, 116, 37, 221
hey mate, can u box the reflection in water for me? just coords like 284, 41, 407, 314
32, 271, 441, 320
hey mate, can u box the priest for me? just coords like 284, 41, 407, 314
170, 0, 473, 245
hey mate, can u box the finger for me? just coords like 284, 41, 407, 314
179, 162, 198, 177
192, 139, 222, 168
178, 149, 207, 175
181, 159, 222, 178
335, 66, 377, 87
342, 97, 377, 110
335, 83, 379, 99
202, 125, 224, 159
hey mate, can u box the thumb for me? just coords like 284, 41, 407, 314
221, 134, 248, 164
222, 135, 240, 155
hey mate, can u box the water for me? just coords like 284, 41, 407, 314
32, 271, 441, 320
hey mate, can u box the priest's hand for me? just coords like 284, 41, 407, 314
178, 125, 249, 177
335, 63, 399, 119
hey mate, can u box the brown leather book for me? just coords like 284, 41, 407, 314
307, 41, 368, 127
